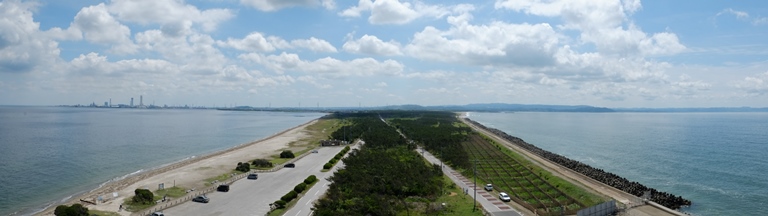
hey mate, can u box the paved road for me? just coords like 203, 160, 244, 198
162, 146, 345, 216
282, 143, 360, 216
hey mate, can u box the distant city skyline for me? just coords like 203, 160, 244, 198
1, 1, 768, 108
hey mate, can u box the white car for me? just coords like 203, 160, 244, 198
499, 192, 511, 202
484, 184, 493, 191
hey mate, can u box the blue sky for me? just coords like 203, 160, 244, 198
1, 0, 767, 108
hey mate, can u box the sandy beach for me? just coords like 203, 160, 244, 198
36, 119, 318, 216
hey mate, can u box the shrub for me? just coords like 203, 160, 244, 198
294, 183, 307, 193
252, 159, 273, 167
236, 162, 250, 172
54, 204, 88, 216
133, 189, 154, 204
323, 163, 332, 170
281, 190, 298, 202
304, 175, 317, 184
274, 200, 287, 209
330, 159, 337, 164
280, 150, 295, 158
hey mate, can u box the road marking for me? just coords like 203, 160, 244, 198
295, 210, 301, 216
314, 190, 320, 195
306, 199, 312, 205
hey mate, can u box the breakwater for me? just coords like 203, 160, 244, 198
465, 118, 692, 210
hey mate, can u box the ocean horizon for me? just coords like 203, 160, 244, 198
469, 112, 768, 216
0, 106, 325, 216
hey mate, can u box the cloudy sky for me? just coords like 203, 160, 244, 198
1, 0, 767, 108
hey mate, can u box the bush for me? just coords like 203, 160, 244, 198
274, 200, 287, 209
236, 162, 250, 172
323, 163, 332, 170
133, 189, 154, 204
294, 183, 307, 193
280, 150, 295, 158
54, 204, 88, 216
281, 190, 298, 202
304, 175, 317, 184
252, 159, 273, 167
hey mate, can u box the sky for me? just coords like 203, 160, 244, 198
1, 0, 768, 108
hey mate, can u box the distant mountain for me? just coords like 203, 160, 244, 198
614, 107, 768, 112
382, 103, 615, 112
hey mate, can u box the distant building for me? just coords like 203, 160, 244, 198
130, 98, 134, 107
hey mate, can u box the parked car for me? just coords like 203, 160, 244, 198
484, 184, 493, 191
247, 173, 258, 179
192, 195, 209, 203
311, 150, 318, 153
499, 192, 511, 202
283, 163, 295, 168
217, 184, 230, 192
150, 212, 164, 216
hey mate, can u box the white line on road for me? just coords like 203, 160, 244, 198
306, 199, 312, 205
314, 190, 320, 195
295, 210, 301, 216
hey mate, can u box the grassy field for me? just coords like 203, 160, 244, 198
461, 132, 605, 215
203, 171, 244, 186
395, 175, 485, 216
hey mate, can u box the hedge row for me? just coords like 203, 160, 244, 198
322, 146, 351, 170
273, 175, 318, 209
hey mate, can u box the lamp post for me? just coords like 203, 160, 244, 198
473, 159, 477, 212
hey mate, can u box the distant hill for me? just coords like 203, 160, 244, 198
381, 103, 615, 112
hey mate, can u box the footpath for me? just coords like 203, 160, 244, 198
417, 147, 525, 216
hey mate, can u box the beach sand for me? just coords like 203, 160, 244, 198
36, 119, 318, 216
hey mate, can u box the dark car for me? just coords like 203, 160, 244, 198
247, 173, 258, 179
283, 163, 295, 168
192, 195, 209, 203
150, 212, 164, 216
217, 184, 230, 192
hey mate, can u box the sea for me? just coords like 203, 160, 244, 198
0, 106, 325, 216
469, 112, 768, 216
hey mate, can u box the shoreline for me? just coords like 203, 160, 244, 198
459, 116, 687, 216
34, 118, 320, 216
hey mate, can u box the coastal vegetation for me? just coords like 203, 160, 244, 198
322, 145, 351, 171
313, 112, 481, 216
280, 150, 295, 158
268, 175, 319, 216
54, 204, 88, 216
464, 119, 692, 210
385, 111, 603, 215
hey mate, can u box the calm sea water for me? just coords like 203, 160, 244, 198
0, 106, 324, 216
469, 112, 768, 216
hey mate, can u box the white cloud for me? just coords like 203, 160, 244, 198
343, 34, 402, 56
108, 0, 234, 34
290, 37, 338, 53
404, 14, 560, 67
135, 30, 229, 75
73, 3, 137, 54
715, 8, 768, 26
734, 71, 768, 95
375, 82, 388, 87
241, 0, 335, 11
240, 52, 404, 77
218, 32, 276, 52
496, 0, 685, 56
0, 0, 60, 73
340, 0, 470, 25
218, 33, 336, 53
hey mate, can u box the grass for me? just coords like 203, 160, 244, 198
203, 171, 243, 186
267, 178, 320, 216
156, 186, 187, 198
395, 175, 484, 216
268, 119, 341, 165
87, 209, 121, 216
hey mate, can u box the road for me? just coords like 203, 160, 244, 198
282, 142, 360, 216
162, 146, 346, 216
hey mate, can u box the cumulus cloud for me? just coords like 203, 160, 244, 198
404, 13, 560, 67
496, 0, 685, 56
108, 0, 234, 34
340, 0, 471, 25
0, 0, 60, 73
218, 33, 336, 53
73, 3, 137, 54
734, 71, 768, 95
343, 34, 402, 56
239, 52, 404, 77
241, 0, 335, 11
